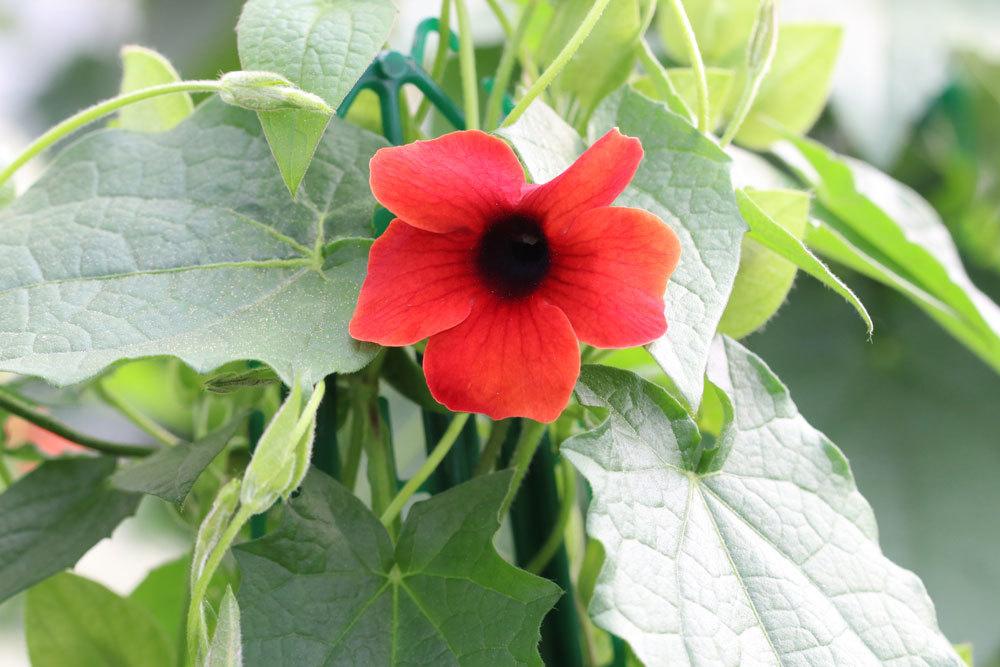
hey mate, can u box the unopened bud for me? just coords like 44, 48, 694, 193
746, 0, 778, 75
240, 380, 325, 514
218, 71, 333, 115
191, 478, 242, 589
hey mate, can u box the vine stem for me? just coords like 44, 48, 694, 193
380, 413, 470, 525
0, 385, 153, 457
662, 0, 711, 133
484, 0, 539, 129
499, 419, 548, 516
473, 418, 512, 476
413, 0, 454, 127
185, 504, 253, 666
0, 80, 222, 187
526, 457, 576, 574
501, 0, 612, 128
454, 0, 480, 129
96, 381, 181, 447
484, 0, 513, 36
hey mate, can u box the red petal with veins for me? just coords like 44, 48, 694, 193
369, 131, 526, 233
542, 206, 681, 348
349, 220, 479, 346
520, 129, 643, 236
423, 296, 580, 422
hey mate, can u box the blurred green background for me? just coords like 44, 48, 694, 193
0, 0, 998, 664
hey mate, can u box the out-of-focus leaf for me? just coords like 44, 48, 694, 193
26, 572, 174, 667
634, 68, 735, 132
237, 0, 397, 195
658, 0, 759, 67
0, 457, 140, 603
129, 554, 190, 650
734, 23, 842, 149
564, 344, 962, 666
236, 470, 560, 665
780, 137, 1000, 373
381, 347, 446, 413
111, 417, 244, 504
0, 99, 385, 388
113, 45, 193, 132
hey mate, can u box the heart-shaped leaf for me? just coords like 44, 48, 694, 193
564, 340, 961, 666
236, 470, 560, 665
237, 0, 397, 195
0, 99, 387, 387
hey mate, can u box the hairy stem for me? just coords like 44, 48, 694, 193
662, 0, 711, 133
0, 80, 221, 187
454, 0, 480, 129
501, 0, 612, 127
381, 413, 470, 525
484, 1, 539, 129
0, 385, 153, 457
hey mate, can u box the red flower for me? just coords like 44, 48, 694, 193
350, 129, 680, 422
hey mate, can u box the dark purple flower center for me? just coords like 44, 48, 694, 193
477, 215, 550, 298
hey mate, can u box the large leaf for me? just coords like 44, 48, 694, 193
129, 554, 190, 649
500, 89, 746, 409
237, 0, 397, 195
111, 417, 244, 504
779, 137, 1000, 373
563, 344, 961, 666
26, 572, 174, 667
734, 23, 842, 149
590, 88, 747, 408
0, 457, 140, 603
0, 98, 386, 387
236, 470, 560, 665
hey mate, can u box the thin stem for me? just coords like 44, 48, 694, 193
485, 1, 539, 129
501, 0, 612, 128
0, 80, 222, 187
185, 504, 252, 666
414, 0, 454, 126
662, 0, 710, 133
720, 0, 778, 147
381, 413, 470, 525
484, 0, 513, 36
526, 458, 576, 574
0, 455, 12, 489
96, 381, 181, 447
0, 385, 153, 457
363, 397, 396, 522
454, 0, 480, 129
499, 420, 547, 517
637, 38, 694, 122
473, 419, 512, 476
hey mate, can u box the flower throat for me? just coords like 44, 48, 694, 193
476, 215, 551, 298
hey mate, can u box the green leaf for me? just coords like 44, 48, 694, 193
0, 178, 14, 208
113, 45, 194, 132
205, 587, 242, 667
0, 98, 386, 388
634, 67, 735, 132
780, 137, 1000, 373
237, 0, 397, 196
589, 88, 747, 409
735, 23, 843, 149
111, 418, 244, 504
541, 0, 648, 116
657, 0, 759, 67
236, 470, 560, 665
0, 457, 139, 603
26, 572, 174, 667
564, 344, 962, 666
129, 554, 190, 650
720, 188, 872, 338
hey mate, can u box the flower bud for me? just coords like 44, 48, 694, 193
218, 71, 333, 115
240, 380, 325, 515
190, 478, 241, 589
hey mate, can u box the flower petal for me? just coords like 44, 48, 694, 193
369, 130, 526, 233
349, 220, 479, 346
541, 206, 681, 348
423, 297, 580, 422
520, 129, 642, 235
